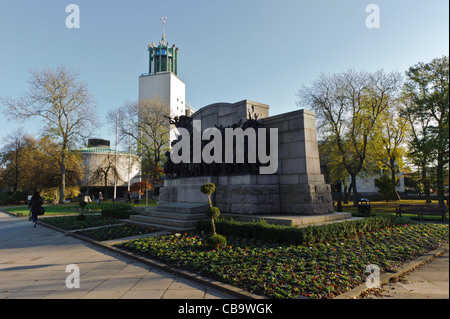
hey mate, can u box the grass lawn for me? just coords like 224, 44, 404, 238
1, 199, 157, 216
3, 204, 87, 216
116, 219, 449, 299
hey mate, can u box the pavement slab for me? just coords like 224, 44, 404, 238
0, 211, 234, 299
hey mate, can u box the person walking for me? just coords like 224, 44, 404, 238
98, 191, 103, 205
28, 191, 43, 228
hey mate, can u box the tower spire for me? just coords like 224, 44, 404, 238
147, 17, 178, 75
161, 16, 167, 43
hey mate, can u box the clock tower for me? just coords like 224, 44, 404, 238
139, 18, 194, 142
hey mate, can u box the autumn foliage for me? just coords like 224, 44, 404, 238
130, 181, 152, 196
129, 164, 164, 195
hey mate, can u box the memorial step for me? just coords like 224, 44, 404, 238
156, 202, 210, 214
130, 214, 201, 230
130, 202, 209, 232
138, 207, 207, 221
124, 218, 195, 233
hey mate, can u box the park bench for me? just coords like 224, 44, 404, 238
395, 204, 448, 222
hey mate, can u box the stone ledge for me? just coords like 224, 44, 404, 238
221, 212, 352, 226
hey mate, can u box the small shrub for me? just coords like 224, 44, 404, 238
101, 207, 136, 219
201, 183, 221, 235
205, 234, 227, 250
79, 200, 87, 209
207, 206, 220, 219
201, 183, 216, 196
375, 174, 398, 201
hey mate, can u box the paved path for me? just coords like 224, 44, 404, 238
367, 250, 449, 299
0, 211, 233, 299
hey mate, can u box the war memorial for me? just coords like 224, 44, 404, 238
131, 99, 351, 230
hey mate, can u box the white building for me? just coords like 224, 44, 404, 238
353, 171, 406, 195
78, 139, 141, 196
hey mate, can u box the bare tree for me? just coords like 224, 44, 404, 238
297, 69, 402, 205
108, 96, 171, 168
88, 153, 124, 199
1, 65, 97, 203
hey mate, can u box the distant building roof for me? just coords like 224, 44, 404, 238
77, 146, 138, 156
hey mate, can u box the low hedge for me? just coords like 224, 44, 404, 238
42, 215, 119, 230
197, 215, 403, 245
101, 207, 137, 219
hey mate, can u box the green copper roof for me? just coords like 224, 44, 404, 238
77, 147, 132, 155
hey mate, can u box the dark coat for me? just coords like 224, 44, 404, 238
28, 195, 43, 215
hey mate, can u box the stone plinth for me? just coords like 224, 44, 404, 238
159, 176, 217, 204
160, 174, 333, 216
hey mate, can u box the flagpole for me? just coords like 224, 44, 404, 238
114, 112, 118, 202
128, 119, 131, 192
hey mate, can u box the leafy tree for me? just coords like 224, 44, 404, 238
130, 180, 152, 197
402, 95, 436, 202
318, 139, 351, 204
129, 164, 164, 206
371, 102, 410, 200
402, 56, 449, 205
1, 135, 83, 195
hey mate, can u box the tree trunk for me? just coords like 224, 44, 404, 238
391, 166, 401, 201
59, 152, 66, 204
436, 150, 445, 206
421, 163, 432, 204
103, 174, 109, 200
343, 180, 353, 204
13, 152, 19, 194
351, 174, 358, 206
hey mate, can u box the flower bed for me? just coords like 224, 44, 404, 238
42, 215, 119, 230
75, 224, 158, 241
115, 223, 449, 299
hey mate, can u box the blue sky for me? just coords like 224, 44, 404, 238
0, 0, 448, 150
